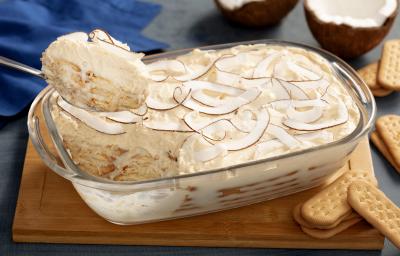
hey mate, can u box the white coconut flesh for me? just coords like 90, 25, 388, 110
143, 51, 348, 162
98, 111, 142, 124
180, 87, 261, 115
217, 0, 265, 11
283, 98, 349, 131
57, 97, 126, 135
147, 60, 186, 82
189, 108, 270, 161
131, 104, 148, 116
306, 0, 398, 28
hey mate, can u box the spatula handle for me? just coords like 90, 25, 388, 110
0, 56, 44, 79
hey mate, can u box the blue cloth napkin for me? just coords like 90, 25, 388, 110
0, 0, 167, 122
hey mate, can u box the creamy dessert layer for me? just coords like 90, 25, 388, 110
42, 31, 149, 112
49, 41, 360, 181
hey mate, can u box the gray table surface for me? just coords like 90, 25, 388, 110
1, 0, 400, 255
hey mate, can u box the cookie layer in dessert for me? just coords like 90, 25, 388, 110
49, 42, 360, 181
42, 30, 149, 112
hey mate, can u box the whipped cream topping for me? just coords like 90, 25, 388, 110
52, 44, 360, 178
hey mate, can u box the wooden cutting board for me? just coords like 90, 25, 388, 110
13, 137, 384, 250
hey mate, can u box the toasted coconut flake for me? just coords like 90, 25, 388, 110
291, 78, 330, 91
221, 108, 269, 150
182, 80, 243, 96
174, 56, 218, 81
181, 134, 226, 162
284, 99, 348, 131
181, 87, 261, 115
264, 78, 291, 100
253, 52, 282, 78
240, 77, 271, 88
214, 54, 241, 73
147, 60, 187, 82
215, 52, 263, 76
266, 124, 300, 148
183, 112, 234, 141
200, 120, 232, 141
131, 104, 148, 116
230, 108, 256, 132
183, 111, 229, 131
146, 86, 191, 110
146, 97, 178, 110
287, 106, 323, 123
256, 139, 284, 154
99, 111, 141, 124
191, 108, 269, 161
269, 98, 327, 109
194, 144, 227, 162
287, 62, 320, 80
143, 119, 192, 132
191, 90, 234, 107
57, 98, 125, 135
277, 79, 309, 100
215, 69, 241, 86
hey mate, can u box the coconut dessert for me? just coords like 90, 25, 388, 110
45, 32, 360, 182
42, 30, 150, 112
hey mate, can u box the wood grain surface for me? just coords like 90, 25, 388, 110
12, 135, 384, 249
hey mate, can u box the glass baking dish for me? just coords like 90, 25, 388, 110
27, 40, 376, 225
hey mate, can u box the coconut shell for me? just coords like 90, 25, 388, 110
215, 0, 298, 27
304, 1, 398, 59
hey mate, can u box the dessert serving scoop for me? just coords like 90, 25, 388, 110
0, 55, 108, 112
0, 30, 150, 113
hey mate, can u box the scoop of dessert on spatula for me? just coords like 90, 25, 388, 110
0, 29, 150, 112
41, 29, 150, 112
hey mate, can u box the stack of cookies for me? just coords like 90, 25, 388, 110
357, 39, 400, 97
293, 168, 377, 239
371, 115, 400, 174
293, 166, 400, 249
347, 181, 400, 249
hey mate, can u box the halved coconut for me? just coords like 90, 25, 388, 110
304, 0, 398, 59
215, 0, 299, 27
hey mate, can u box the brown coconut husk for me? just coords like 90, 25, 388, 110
215, 0, 299, 27
304, 0, 398, 59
